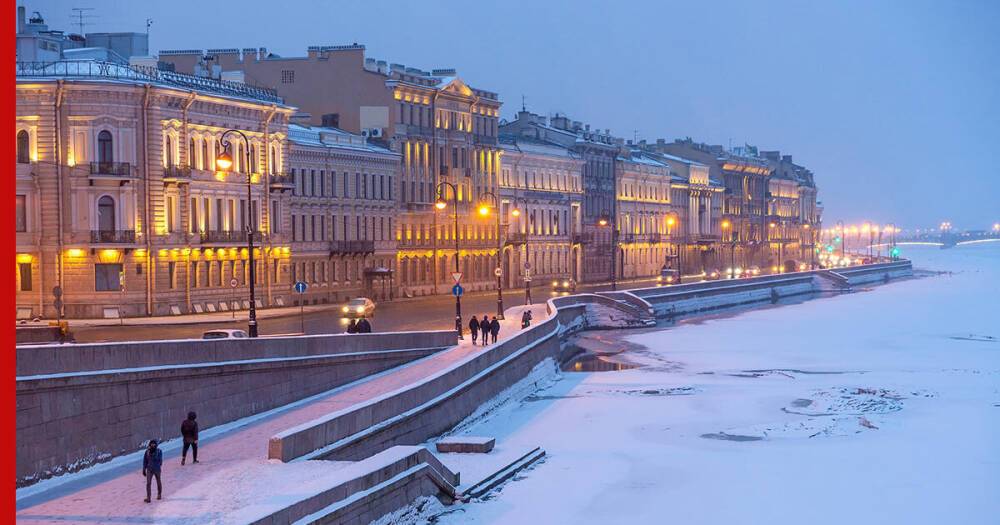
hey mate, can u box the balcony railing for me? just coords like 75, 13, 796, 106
163, 165, 192, 182
506, 232, 528, 244
199, 230, 266, 244
90, 162, 132, 177
91, 229, 136, 243
572, 231, 593, 244
269, 173, 295, 191
331, 240, 375, 255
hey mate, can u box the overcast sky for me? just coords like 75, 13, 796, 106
26, 0, 1000, 230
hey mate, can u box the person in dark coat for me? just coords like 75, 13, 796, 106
479, 315, 491, 346
346, 319, 358, 334
489, 316, 500, 344
357, 317, 372, 333
180, 412, 199, 465
142, 439, 163, 503
521, 309, 532, 329
468, 316, 480, 344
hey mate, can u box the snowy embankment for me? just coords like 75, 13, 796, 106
395, 245, 999, 525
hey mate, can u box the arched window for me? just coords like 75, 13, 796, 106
16, 130, 30, 164
250, 145, 258, 174
202, 140, 209, 170
98, 130, 113, 164
237, 143, 245, 173
97, 196, 116, 232
165, 135, 174, 168
269, 145, 276, 173
189, 138, 196, 168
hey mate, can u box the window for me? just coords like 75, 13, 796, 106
97, 196, 116, 232
281, 70, 295, 83
95, 263, 123, 291
270, 200, 279, 233
17, 130, 30, 164
19, 263, 32, 291
189, 138, 195, 168
168, 262, 177, 289
16, 195, 27, 232
270, 146, 276, 173
250, 145, 258, 174
202, 140, 209, 170
166, 195, 176, 233
190, 197, 199, 233
98, 130, 113, 164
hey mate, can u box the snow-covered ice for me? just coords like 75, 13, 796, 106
410, 244, 1000, 525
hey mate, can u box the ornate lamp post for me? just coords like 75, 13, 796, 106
597, 212, 619, 291
721, 219, 735, 276
215, 129, 259, 338
435, 182, 463, 339
509, 200, 532, 305
477, 191, 504, 319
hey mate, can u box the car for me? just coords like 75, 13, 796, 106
657, 268, 680, 285
703, 269, 722, 281
202, 329, 249, 339
342, 297, 376, 318
551, 278, 577, 293
747, 265, 762, 277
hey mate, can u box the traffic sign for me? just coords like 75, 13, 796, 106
451, 284, 464, 296
294, 281, 308, 293
494, 267, 502, 277
451, 272, 463, 283
230, 278, 239, 288
52, 286, 62, 298
524, 262, 531, 270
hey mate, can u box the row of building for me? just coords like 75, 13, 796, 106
14, 10, 821, 319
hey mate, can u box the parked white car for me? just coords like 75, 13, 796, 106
202, 329, 249, 339
342, 297, 376, 318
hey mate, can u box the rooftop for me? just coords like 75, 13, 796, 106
16, 59, 286, 105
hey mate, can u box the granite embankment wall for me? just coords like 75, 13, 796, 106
15, 331, 454, 485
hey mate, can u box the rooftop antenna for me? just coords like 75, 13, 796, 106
633, 129, 638, 143
146, 18, 153, 36
521, 94, 526, 112
70, 7, 96, 34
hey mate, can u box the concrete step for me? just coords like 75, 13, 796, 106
435, 436, 496, 454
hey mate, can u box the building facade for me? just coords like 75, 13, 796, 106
160, 45, 504, 297
498, 131, 584, 290
15, 60, 294, 319
613, 149, 674, 280
760, 151, 821, 270
286, 124, 400, 305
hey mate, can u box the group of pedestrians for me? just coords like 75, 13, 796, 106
141, 411, 200, 503
346, 317, 373, 334
468, 314, 500, 345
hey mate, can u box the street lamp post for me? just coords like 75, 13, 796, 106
598, 213, 619, 291
510, 200, 532, 306
478, 191, 504, 319
216, 129, 259, 338
721, 219, 734, 277
435, 182, 463, 340
837, 220, 846, 260
667, 215, 680, 283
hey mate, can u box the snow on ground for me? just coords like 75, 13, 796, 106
410, 244, 1000, 525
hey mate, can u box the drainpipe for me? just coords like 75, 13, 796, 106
33, 173, 43, 314
54, 80, 65, 320
142, 84, 158, 316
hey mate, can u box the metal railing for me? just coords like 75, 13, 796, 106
90, 229, 136, 243
572, 231, 593, 244
16, 61, 284, 104
163, 165, 192, 180
200, 230, 266, 244
331, 240, 375, 255
269, 173, 295, 188
89, 162, 132, 177
506, 232, 528, 244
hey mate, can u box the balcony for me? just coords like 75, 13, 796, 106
163, 165, 192, 184
331, 240, 375, 255
90, 229, 136, 244
572, 231, 593, 244
89, 162, 133, 179
506, 232, 527, 245
269, 173, 295, 192
200, 230, 266, 244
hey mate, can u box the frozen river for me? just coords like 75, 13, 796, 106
400, 243, 1000, 525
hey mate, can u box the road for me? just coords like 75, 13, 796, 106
70, 278, 663, 343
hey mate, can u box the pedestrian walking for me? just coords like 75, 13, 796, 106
180, 412, 199, 465
489, 316, 500, 344
142, 439, 163, 503
521, 309, 532, 329
479, 315, 491, 346
357, 317, 373, 333
346, 319, 358, 334
468, 315, 480, 344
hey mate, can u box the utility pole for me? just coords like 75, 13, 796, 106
70, 7, 96, 34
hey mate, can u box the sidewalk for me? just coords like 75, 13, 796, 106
16, 304, 551, 524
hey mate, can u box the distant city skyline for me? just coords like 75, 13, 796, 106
22, 0, 1000, 229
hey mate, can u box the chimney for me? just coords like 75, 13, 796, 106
657, 138, 665, 146
782, 155, 792, 163
17, 6, 25, 33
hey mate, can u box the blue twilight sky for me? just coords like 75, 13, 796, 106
24, 0, 1000, 230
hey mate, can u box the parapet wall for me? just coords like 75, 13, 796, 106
15, 331, 454, 486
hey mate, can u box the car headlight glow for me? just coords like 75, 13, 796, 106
342, 306, 349, 313
356, 306, 365, 313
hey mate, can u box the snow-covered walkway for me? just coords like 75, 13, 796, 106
16, 304, 550, 524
